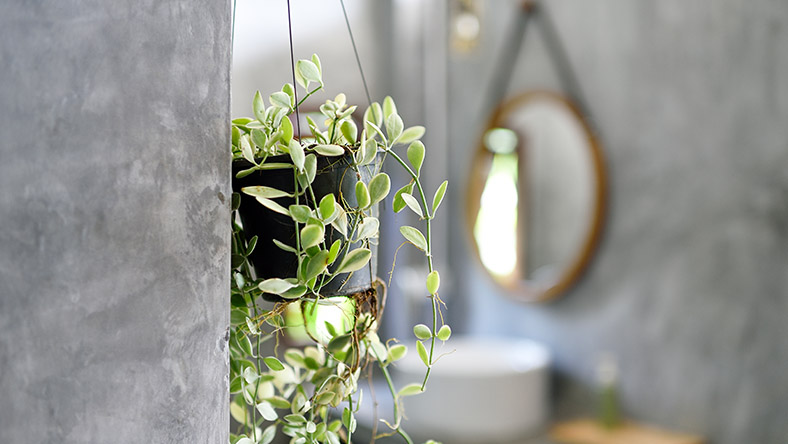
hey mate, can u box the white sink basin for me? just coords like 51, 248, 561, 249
393, 336, 551, 444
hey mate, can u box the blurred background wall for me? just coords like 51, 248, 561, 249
234, 0, 788, 441
0, 1, 231, 442
446, 1, 788, 442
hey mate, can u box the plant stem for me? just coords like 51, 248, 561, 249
378, 362, 415, 444
295, 86, 323, 110
384, 148, 439, 390
347, 394, 354, 444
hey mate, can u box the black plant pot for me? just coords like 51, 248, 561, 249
233, 152, 379, 302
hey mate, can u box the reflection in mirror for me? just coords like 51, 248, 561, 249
474, 128, 519, 278
467, 91, 605, 302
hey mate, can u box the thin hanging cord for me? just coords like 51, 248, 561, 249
487, 2, 536, 111
286, 0, 303, 138
339, 0, 373, 107
537, 3, 591, 120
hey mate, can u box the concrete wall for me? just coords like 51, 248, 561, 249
445, 0, 788, 442
0, 1, 231, 443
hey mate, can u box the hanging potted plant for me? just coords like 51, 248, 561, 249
229, 54, 450, 444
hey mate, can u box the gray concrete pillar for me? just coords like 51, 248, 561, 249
0, 1, 231, 442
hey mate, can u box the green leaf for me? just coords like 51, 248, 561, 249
289, 205, 312, 223
360, 136, 377, 165
385, 114, 403, 142
401, 193, 423, 218
331, 206, 348, 238
315, 391, 336, 405
400, 226, 427, 251
231, 308, 249, 325
230, 403, 248, 424
413, 324, 432, 340
392, 183, 413, 213
232, 117, 254, 126
355, 217, 379, 241
382, 96, 397, 122
334, 93, 347, 108
368, 172, 391, 206
272, 239, 297, 254
355, 181, 370, 209
313, 144, 345, 156
284, 349, 305, 367
255, 197, 290, 216
417, 340, 430, 367
231, 254, 245, 269
280, 115, 294, 145
256, 401, 278, 421
231, 125, 241, 147
235, 330, 253, 356
265, 396, 292, 409
270, 91, 292, 109
282, 83, 295, 104
406, 141, 425, 174
311, 53, 322, 77
387, 344, 407, 362
340, 120, 357, 144
240, 134, 255, 164
229, 375, 243, 394
300, 224, 325, 249
327, 239, 342, 264
242, 186, 291, 199
245, 317, 260, 336
364, 102, 383, 127
432, 180, 448, 214
366, 121, 388, 144
327, 333, 352, 353
289, 139, 305, 171
297, 59, 322, 85
305, 154, 317, 184
258, 278, 296, 295
280, 284, 307, 300
336, 248, 372, 273
437, 325, 452, 341
426, 270, 440, 295
395, 125, 426, 145
263, 356, 285, 371
342, 408, 357, 433
324, 320, 338, 338
325, 431, 340, 444
319, 194, 336, 220
234, 167, 258, 179
253, 91, 266, 122
244, 235, 258, 257
304, 251, 330, 282
250, 128, 267, 148
285, 413, 307, 424
398, 383, 424, 397
294, 63, 306, 89
260, 425, 277, 444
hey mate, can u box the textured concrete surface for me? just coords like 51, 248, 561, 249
0, 1, 231, 443
445, 0, 788, 443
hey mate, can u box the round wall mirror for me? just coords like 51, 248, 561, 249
466, 91, 606, 302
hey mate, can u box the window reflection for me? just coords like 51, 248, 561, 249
473, 128, 519, 279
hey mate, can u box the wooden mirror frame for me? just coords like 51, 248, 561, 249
465, 90, 607, 302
